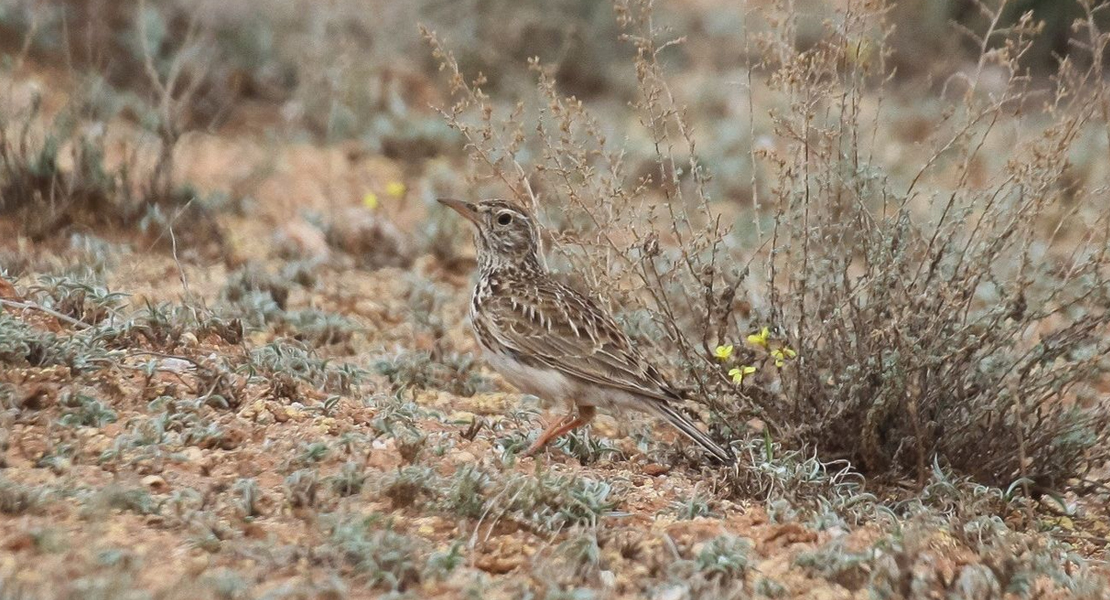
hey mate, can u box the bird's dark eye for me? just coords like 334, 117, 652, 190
496, 213, 513, 226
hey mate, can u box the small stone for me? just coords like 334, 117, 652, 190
449, 450, 477, 465
160, 358, 194, 373
240, 400, 264, 420
642, 463, 670, 476
181, 447, 204, 462
218, 426, 247, 450
315, 417, 339, 434
186, 553, 210, 576
271, 406, 290, 423
141, 475, 169, 492
448, 411, 477, 423
474, 553, 522, 575
284, 406, 305, 422
83, 433, 113, 456
242, 523, 267, 540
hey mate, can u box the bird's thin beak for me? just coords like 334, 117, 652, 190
437, 198, 480, 225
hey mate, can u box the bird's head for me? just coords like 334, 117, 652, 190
438, 198, 540, 267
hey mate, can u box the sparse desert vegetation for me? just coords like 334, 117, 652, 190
1, 0, 1109, 598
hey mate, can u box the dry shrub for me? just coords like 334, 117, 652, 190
0, 0, 251, 126
0, 0, 225, 250
426, 0, 1110, 490
0, 100, 124, 239
756, 0, 1110, 489
888, 0, 1110, 77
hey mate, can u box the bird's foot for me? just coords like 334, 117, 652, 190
519, 406, 597, 459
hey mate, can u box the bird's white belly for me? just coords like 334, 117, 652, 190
483, 349, 574, 403
482, 348, 644, 413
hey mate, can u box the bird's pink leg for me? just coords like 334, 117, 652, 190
521, 406, 597, 457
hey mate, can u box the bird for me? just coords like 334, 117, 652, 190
438, 197, 734, 464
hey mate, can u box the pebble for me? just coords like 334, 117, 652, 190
160, 358, 194, 373
448, 450, 477, 465
179, 332, 199, 348
181, 447, 204, 462
448, 411, 477, 423
141, 475, 169, 492
314, 417, 339, 434
186, 553, 210, 576
47, 457, 71, 475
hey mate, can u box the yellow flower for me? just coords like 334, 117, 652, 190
771, 350, 786, 368
729, 365, 756, 385
771, 347, 798, 368
746, 327, 770, 347
363, 192, 379, 210
385, 181, 407, 198
713, 344, 734, 361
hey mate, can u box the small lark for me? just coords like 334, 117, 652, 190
439, 198, 734, 463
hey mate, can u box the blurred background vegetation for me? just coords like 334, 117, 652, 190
2, 0, 1104, 162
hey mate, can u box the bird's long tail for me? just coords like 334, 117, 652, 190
649, 401, 735, 464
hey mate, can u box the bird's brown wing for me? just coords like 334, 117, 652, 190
478, 280, 678, 403
478, 277, 736, 464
